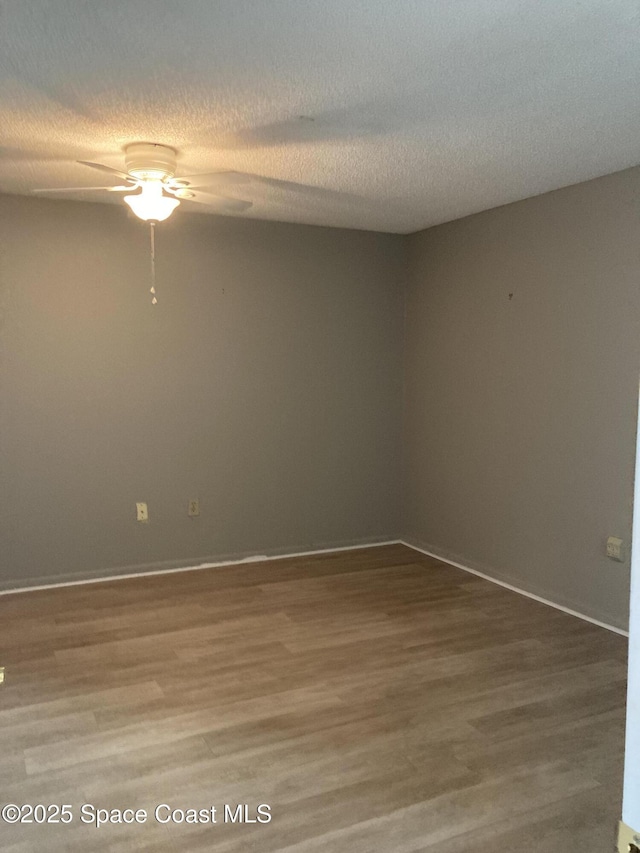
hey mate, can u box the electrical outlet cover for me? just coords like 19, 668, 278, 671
606, 536, 624, 562
136, 502, 149, 522
188, 499, 200, 517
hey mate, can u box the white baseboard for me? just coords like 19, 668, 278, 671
0, 539, 403, 597
399, 538, 628, 637
2, 538, 628, 638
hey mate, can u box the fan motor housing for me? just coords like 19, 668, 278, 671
124, 142, 177, 180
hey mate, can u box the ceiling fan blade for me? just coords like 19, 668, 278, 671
185, 181, 252, 193
185, 187, 246, 200
186, 195, 253, 213
32, 185, 131, 193
77, 161, 133, 182
172, 171, 251, 186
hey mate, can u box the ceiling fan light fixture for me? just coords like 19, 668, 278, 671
34, 142, 253, 219
124, 180, 180, 222
124, 142, 177, 181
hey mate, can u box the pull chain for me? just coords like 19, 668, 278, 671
149, 221, 157, 305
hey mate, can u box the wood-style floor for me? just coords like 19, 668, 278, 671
0, 544, 627, 852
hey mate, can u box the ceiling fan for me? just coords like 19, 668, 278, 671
33, 142, 252, 221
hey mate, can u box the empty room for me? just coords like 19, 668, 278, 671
1, 2, 639, 851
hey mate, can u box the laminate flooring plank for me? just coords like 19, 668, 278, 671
418, 787, 620, 852
0, 544, 627, 852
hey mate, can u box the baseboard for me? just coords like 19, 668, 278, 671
400, 538, 628, 638
0, 537, 403, 596
3, 538, 628, 638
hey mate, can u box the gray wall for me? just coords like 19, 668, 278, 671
2, 169, 639, 629
0, 194, 405, 588
403, 167, 640, 630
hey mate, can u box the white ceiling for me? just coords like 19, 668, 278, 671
0, 0, 638, 234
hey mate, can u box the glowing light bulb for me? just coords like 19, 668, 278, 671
124, 181, 180, 222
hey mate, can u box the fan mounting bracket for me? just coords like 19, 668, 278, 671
124, 143, 177, 181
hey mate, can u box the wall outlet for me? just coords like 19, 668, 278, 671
617, 820, 640, 853
136, 502, 149, 522
188, 499, 200, 517
0, 667, 4, 685
606, 536, 624, 562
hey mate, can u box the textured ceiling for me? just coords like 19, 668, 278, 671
0, 0, 638, 233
